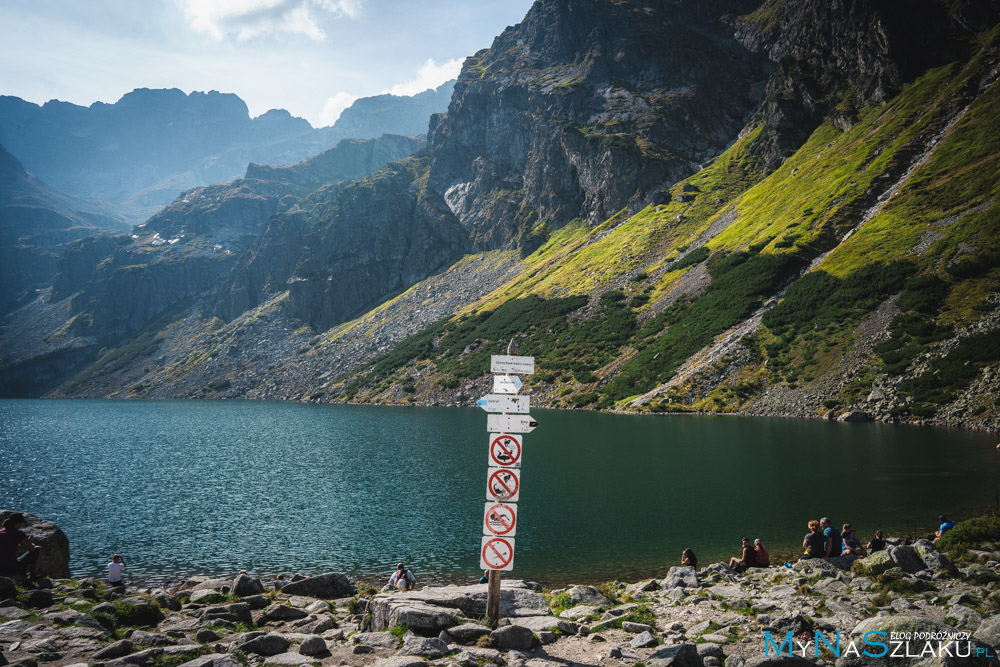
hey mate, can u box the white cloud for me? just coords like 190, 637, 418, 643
318, 91, 360, 126
386, 57, 463, 97
180, 0, 362, 41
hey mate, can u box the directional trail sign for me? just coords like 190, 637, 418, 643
489, 433, 522, 467
480, 536, 515, 571
486, 467, 520, 502
483, 502, 517, 536
487, 414, 538, 433
490, 355, 535, 375
493, 376, 523, 394
477, 394, 530, 413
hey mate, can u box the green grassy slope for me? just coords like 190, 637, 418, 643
330, 31, 1000, 427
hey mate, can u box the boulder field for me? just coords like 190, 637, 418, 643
1, 539, 998, 667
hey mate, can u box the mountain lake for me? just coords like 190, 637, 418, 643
2, 398, 998, 586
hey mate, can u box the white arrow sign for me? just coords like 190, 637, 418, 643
487, 414, 539, 433
477, 394, 530, 413
493, 375, 523, 394
491, 355, 535, 375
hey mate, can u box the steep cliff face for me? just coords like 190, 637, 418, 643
733, 0, 1000, 168
425, 0, 771, 249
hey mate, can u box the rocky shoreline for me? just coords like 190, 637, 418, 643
2, 534, 998, 667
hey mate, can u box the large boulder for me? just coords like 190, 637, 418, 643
852, 550, 894, 577
975, 614, 1000, 649
911, 539, 958, 574
397, 636, 449, 658
661, 566, 698, 589
195, 603, 253, 626
647, 643, 702, 667
232, 574, 264, 597
0, 510, 70, 578
370, 581, 547, 634
278, 572, 355, 599
489, 624, 533, 651
235, 633, 289, 656
565, 585, 613, 608
887, 545, 926, 574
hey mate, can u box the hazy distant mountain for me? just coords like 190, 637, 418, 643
0, 143, 128, 313
0, 84, 454, 222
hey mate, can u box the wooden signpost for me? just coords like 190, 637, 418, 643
479, 339, 537, 624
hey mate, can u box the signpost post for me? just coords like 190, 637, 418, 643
479, 339, 536, 625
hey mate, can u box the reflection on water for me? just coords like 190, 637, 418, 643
2, 399, 997, 585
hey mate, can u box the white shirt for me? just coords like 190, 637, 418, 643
108, 562, 125, 581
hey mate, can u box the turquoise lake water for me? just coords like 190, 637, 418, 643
2, 399, 998, 585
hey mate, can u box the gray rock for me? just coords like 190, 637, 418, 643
697, 643, 724, 658
490, 625, 534, 651
838, 410, 871, 422
189, 579, 233, 593
278, 573, 355, 599
558, 604, 596, 619
625, 579, 660, 595
702, 633, 729, 644
397, 636, 448, 658
946, 605, 984, 631
261, 654, 317, 666
196, 603, 252, 626
565, 585, 613, 608
629, 631, 657, 648
258, 604, 309, 623
974, 614, 1000, 649
370, 658, 426, 667
607, 647, 623, 659
20, 590, 53, 609
911, 540, 958, 574
189, 590, 227, 605
351, 645, 373, 654
622, 621, 653, 634
150, 593, 181, 612
661, 566, 699, 590
0, 511, 70, 579
242, 595, 270, 610
297, 636, 327, 656
352, 632, 401, 649
93, 640, 134, 659
647, 643, 702, 667
195, 629, 219, 643
447, 623, 492, 644
129, 631, 177, 646
231, 575, 265, 598
235, 633, 290, 656
177, 656, 242, 667
888, 545, 926, 574
370, 581, 546, 633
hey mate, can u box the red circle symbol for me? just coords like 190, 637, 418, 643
490, 434, 521, 467
488, 469, 519, 501
484, 503, 517, 536
482, 537, 514, 569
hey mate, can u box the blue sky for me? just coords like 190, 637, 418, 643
0, 0, 534, 127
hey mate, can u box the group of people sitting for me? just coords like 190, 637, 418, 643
802, 517, 877, 560
727, 538, 770, 572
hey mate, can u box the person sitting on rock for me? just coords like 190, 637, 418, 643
681, 548, 698, 569
274, 573, 287, 590
108, 554, 126, 586
820, 517, 842, 559
0, 513, 42, 581
802, 519, 826, 560
728, 538, 759, 573
841, 525, 867, 558
478, 570, 489, 584
753, 539, 770, 566
867, 530, 887, 552
388, 562, 415, 591
934, 514, 956, 542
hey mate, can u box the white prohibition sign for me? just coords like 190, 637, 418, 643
487, 414, 538, 433
490, 355, 535, 375
480, 536, 515, 571
489, 433, 522, 467
477, 394, 530, 414
483, 502, 517, 536
486, 467, 520, 502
